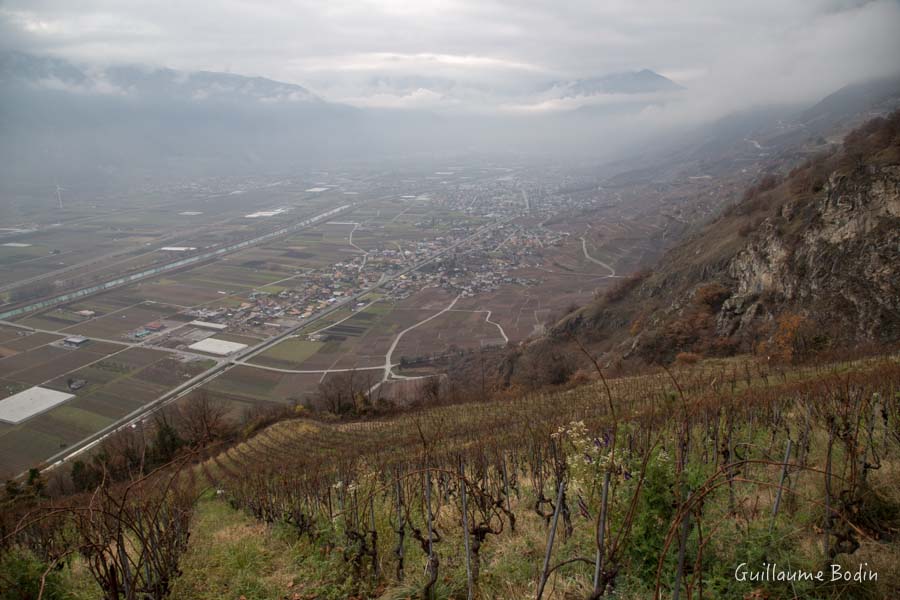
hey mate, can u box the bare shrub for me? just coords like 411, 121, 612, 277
674, 352, 701, 366
601, 268, 651, 303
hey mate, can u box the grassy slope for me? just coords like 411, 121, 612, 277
170, 495, 298, 599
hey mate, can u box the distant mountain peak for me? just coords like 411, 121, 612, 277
549, 69, 684, 97
0, 51, 322, 104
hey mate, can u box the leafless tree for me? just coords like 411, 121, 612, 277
175, 391, 230, 446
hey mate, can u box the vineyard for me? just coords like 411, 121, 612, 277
3, 355, 900, 599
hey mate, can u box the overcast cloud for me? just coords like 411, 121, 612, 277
1, 0, 899, 115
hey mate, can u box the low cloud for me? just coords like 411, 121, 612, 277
1, 0, 898, 116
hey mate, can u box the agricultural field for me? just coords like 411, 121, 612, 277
252, 338, 322, 366
392, 308, 505, 359
0, 341, 214, 478
0, 168, 667, 480
63, 303, 185, 339
246, 294, 440, 376
0, 182, 344, 314
126, 278, 231, 307
0, 242, 51, 267
203, 365, 324, 407
0, 332, 126, 386
0, 227, 151, 285
0, 331, 62, 354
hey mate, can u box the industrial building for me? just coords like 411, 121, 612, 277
62, 335, 89, 348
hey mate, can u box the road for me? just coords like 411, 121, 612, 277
236, 363, 395, 375
346, 222, 369, 271
579, 236, 616, 277
450, 309, 509, 343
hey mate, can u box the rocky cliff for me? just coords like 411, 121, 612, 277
719, 164, 900, 344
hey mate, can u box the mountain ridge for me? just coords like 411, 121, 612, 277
0, 50, 325, 105
548, 68, 684, 97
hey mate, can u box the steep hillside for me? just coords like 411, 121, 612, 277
550, 111, 900, 366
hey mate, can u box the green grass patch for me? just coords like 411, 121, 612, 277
258, 338, 322, 364
49, 405, 114, 431
170, 499, 295, 600
258, 284, 287, 294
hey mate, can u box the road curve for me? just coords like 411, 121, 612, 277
579, 236, 616, 276
372, 294, 461, 393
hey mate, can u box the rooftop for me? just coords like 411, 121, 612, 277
0, 387, 75, 424
188, 338, 248, 356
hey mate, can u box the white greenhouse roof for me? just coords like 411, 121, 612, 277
189, 320, 228, 330
0, 387, 75, 424
187, 338, 247, 356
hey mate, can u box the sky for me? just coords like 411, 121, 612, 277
1, 0, 899, 115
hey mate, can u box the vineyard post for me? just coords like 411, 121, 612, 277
797, 400, 811, 472
352, 488, 360, 533
592, 470, 611, 596
712, 408, 721, 471
823, 429, 834, 560
394, 471, 405, 581
501, 456, 513, 528
703, 409, 710, 464
369, 493, 379, 579
512, 451, 521, 500
424, 469, 437, 600
459, 459, 474, 600
672, 491, 691, 600
860, 395, 878, 486
769, 438, 792, 533
725, 411, 736, 514
535, 477, 565, 600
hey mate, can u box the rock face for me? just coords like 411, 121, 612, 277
533, 115, 899, 370
721, 165, 900, 341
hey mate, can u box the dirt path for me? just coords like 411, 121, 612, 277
371, 294, 460, 393
579, 236, 616, 276
450, 309, 509, 343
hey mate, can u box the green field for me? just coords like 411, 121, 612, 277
0, 243, 49, 265
256, 338, 322, 365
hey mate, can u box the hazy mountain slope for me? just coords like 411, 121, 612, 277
547, 69, 683, 96
0, 51, 324, 103
0, 55, 688, 188
798, 75, 900, 128
0, 51, 362, 185
546, 111, 900, 367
